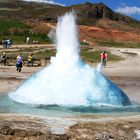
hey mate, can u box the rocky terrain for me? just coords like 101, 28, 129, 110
0, 114, 140, 140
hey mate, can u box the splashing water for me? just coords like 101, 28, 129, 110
9, 12, 131, 107
96, 63, 102, 72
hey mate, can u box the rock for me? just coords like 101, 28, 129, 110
119, 129, 128, 139
94, 132, 114, 140
0, 126, 11, 135
0, 125, 44, 138
94, 133, 103, 140
132, 129, 140, 140
123, 125, 130, 129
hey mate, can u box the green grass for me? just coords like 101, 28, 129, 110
33, 49, 56, 60
96, 40, 140, 48
81, 49, 122, 63
1, 47, 122, 63
0, 34, 52, 44
5, 49, 56, 61
80, 41, 90, 46
0, 19, 30, 35
0, 19, 52, 44
19, 47, 39, 52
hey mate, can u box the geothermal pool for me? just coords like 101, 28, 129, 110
0, 12, 140, 116
0, 95, 140, 117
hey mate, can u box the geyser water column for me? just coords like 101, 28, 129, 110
9, 12, 131, 107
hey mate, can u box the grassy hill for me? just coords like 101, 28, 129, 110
0, 0, 140, 45
0, 1, 140, 29
0, 19, 52, 44
0, 19, 30, 35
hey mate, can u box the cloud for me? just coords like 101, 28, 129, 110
115, 6, 140, 15
23, 0, 64, 6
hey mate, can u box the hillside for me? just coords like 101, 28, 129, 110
0, 1, 140, 29
0, 0, 140, 45
69, 2, 140, 31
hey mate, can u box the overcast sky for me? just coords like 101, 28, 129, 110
23, 0, 140, 21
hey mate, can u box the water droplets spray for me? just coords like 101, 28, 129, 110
9, 12, 131, 107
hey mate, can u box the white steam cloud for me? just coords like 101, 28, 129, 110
23, 0, 64, 6
116, 6, 140, 15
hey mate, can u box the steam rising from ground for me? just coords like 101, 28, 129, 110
9, 13, 131, 107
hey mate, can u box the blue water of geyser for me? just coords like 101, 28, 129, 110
8, 65, 131, 107
4, 12, 136, 115
0, 95, 140, 116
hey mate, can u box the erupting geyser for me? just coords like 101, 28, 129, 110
9, 12, 131, 107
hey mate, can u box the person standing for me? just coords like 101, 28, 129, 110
16, 53, 23, 72
5, 38, 8, 48
101, 51, 107, 67
1, 52, 8, 65
26, 37, 30, 44
7, 38, 11, 48
27, 53, 33, 67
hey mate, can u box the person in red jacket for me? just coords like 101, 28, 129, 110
101, 51, 107, 67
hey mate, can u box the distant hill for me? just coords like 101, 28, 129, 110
70, 2, 140, 31
0, 0, 140, 45
0, 1, 139, 28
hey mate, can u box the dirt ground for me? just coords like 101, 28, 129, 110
0, 45, 140, 139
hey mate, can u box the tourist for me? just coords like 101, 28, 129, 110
2, 38, 6, 48
101, 51, 107, 67
7, 38, 11, 48
16, 53, 23, 72
2, 38, 12, 48
33, 40, 39, 44
4, 38, 8, 48
0, 52, 8, 65
26, 37, 30, 44
7, 38, 12, 48
27, 53, 33, 67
